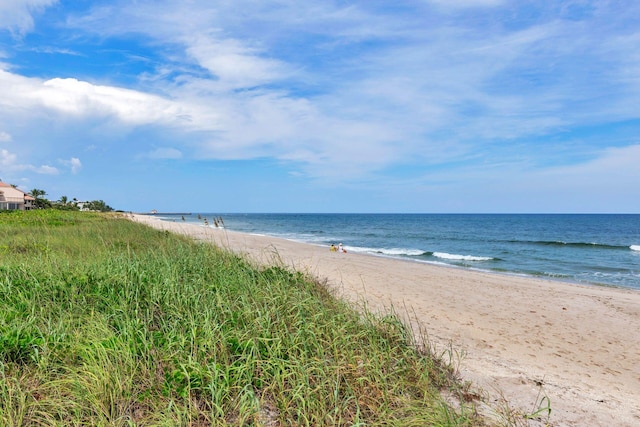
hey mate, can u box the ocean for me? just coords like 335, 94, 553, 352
156, 213, 640, 290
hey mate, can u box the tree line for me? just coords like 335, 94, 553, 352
29, 188, 114, 212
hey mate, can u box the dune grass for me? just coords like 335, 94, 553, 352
0, 210, 481, 426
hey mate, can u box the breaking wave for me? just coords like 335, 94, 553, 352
432, 252, 494, 262
347, 246, 426, 257
336, 246, 495, 262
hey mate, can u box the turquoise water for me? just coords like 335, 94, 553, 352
158, 213, 640, 290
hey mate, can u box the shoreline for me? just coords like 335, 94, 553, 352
153, 213, 640, 292
130, 214, 640, 426
206, 228, 638, 294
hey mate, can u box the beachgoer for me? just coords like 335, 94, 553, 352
338, 243, 344, 253
330, 244, 337, 252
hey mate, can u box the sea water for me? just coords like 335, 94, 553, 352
157, 213, 640, 290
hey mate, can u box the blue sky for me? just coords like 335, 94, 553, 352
1, 0, 639, 213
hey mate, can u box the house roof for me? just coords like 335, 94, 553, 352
0, 181, 34, 199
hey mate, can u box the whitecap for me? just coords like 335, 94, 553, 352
630, 245, 640, 251
342, 246, 424, 256
377, 247, 425, 256
432, 252, 493, 262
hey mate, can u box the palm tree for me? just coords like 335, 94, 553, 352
85, 200, 114, 212
30, 188, 50, 209
30, 188, 46, 199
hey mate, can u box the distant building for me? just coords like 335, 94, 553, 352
74, 201, 91, 211
0, 181, 35, 210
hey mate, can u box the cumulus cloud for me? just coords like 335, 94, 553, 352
39, 77, 194, 125
0, 69, 222, 132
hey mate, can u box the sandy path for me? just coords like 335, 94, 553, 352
130, 215, 640, 426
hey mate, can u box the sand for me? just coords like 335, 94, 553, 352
130, 214, 640, 426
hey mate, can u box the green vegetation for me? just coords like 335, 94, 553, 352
0, 210, 481, 426
26, 187, 113, 211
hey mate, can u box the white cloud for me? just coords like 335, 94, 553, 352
508, 144, 640, 211
0, 69, 221, 131
32, 165, 58, 175
2, 0, 640, 209
405, 143, 640, 212
32, 46, 82, 56
60, 157, 82, 174
70, 157, 81, 173
0, 131, 12, 142
425, 0, 504, 9
0, 0, 58, 35
0, 147, 58, 176
39, 77, 193, 125
146, 147, 182, 159
0, 148, 17, 165
542, 144, 640, 186
185, 35, 289, 90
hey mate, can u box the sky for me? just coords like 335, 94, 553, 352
0, 0, 639, 213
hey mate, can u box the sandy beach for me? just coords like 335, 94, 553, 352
131, 214, 640, 426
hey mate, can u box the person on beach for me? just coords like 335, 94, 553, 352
339, 243, 346, 253
330, 244, 337, 252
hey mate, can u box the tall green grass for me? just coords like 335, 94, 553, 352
0, 210, 481, 426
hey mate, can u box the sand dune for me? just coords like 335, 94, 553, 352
131, 214, 640, 426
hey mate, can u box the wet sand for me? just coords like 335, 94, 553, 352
131, 214, 640, 426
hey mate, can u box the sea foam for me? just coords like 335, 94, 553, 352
631, 245, 640, 251
432, 252, 493, 262
348, 246, 425, 256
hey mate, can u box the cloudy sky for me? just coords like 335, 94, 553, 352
1, 0, 639, 213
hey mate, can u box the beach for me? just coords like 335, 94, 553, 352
131, 214, 640, 426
